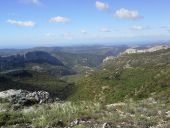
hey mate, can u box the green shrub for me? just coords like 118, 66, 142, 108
0, 112, 30, 126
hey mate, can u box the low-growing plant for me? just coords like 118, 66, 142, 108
0, 112, 30, 127
22, 101, 101, 127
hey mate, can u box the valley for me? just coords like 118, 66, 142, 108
0, 45, 170, 127
1, 0, 170, 127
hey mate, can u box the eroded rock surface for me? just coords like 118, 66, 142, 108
0, 89, 52, 106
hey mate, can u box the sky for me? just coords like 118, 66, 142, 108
0, 0, 170, 48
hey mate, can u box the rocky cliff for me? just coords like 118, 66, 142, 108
123, 45, 170, 54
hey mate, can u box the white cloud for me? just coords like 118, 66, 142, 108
131, 25, 143, 31
100, 28, 111, 32
6, 19, 35, 27
115, 8, 141, 20
81, 30, 87, 34
49, 16, 70, 23
19, 0, 41, 5
95, 1, 109, 10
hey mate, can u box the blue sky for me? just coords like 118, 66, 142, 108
0, 0, 170, 48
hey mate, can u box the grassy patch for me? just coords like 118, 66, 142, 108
22, 101, 101, 127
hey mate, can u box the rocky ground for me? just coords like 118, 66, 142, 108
0, 89, 52, 109
0, 89, 170, 128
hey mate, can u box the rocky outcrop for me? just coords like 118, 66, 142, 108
0, 51, 63, 71
0, 89, 52, 107
102, 56, 115, 63
123, 45, 170, 54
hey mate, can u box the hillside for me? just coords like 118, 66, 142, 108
1, 47, 169, 103
68, 48, 170, 103
0, 48, 170, 128
0, 51, 75, 76
0, 46, 127, 69
0, 51, 63, 71
52, 52, 104, 68
103, 48, 170, 68
0, 70, 74, 99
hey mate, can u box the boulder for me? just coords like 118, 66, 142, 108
70, 119, 80, 126
102, 122, 113, 128
0, 89, 52, 106
0, 89, 23, 99
166, 111, 170, 118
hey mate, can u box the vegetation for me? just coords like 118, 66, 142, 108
52, 51, 105, 68
0, 98, 169, 127
67, 65, 170, 103
0, 47, 170, 127
68, 49, 170, 104
0, 70, 74, 99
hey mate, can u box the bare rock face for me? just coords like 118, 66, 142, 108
123, 45, 170, 54
0, 89, 52, 106
0, 89, 22, 99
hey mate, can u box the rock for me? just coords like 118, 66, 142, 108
69, 117, 112, 128
166, 111, 170, 118
32, 65, 43, 71
106, 102, 125, 109
70, 119, 80, 126
69, 117, 92, 127
0, 107, 6, 112
0, 89, 53, 107
12, 124, 34, 128
123, 45, 170, 54
102, 122, 113, 128
55, 97, 61, 102
103, 56, 115, 63
147, 97, 157, 104
102, 86, 110, 91
0, 89, 23, 99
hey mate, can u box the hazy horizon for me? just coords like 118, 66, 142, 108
0, 40, 170, 49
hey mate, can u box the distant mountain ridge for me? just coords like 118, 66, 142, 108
0, 51, 63, 71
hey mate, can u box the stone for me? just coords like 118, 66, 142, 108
13, 124, 34, 128
70, 119, 80, 126
0, 89, 22, 99
0, 89, 53, 107
0, 107, 6, 112
102, 122, 113, 128
166, 111, 170, 118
